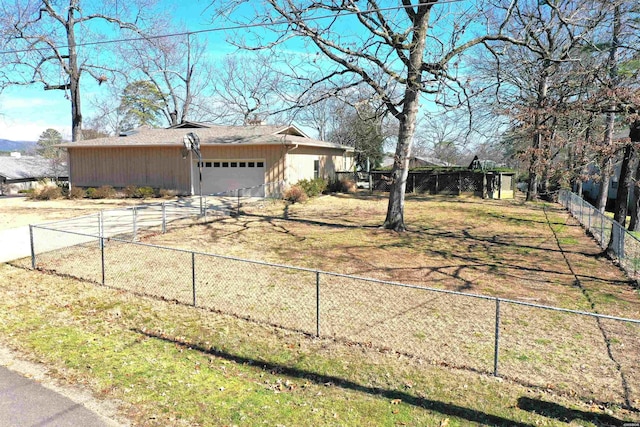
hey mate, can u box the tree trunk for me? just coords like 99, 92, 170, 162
526, 67, 549, 202
611, 143, 635, 226
597, 3, 621, 214
383, 5, 431, 231
66, 7, 83, 141
627, 120, 640, 230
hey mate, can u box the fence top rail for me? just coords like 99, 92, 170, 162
35, 211, 100, 227
31, 224, 640, 325
560, 189, 640, 244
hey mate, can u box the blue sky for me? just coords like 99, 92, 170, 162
0, 1, 226, 142
0, 0, 477, 142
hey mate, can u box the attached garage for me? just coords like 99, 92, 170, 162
60, 123, 355, 197
195, 159, 266, 196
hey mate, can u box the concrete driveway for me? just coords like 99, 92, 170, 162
0, 197, 235, 264
0, 227, 30, 263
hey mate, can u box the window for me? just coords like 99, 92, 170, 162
314, 160, 320, 179
248, 162, 255, 167
205, 162, 212, 167
239, 162, 246, 167
222, 162, 229, 167
257, 161, 264, 167
230, 162, 238, 167
213, 162, 220, 167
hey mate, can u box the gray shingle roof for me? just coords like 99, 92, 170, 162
0, 156, 67, 180
58, 124, 353, 151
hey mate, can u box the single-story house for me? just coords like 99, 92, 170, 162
58, 123, 355, 197
0, 153, 68, 195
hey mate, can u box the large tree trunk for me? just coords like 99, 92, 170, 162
383, 4, 431, 231
611, 143, 635, 226
597, 3, 621, 214
66, 7, 83, 141
526, 73, 549, 202
627, 120, 640, 230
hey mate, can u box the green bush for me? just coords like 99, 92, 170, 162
297, 178, 327, 197
18, 188, 34, 194
284, 185, 308, 203
85, 187, 98, 199
136, 186, 156, 199
68, 187, 85, 199
124, 185, 155, 199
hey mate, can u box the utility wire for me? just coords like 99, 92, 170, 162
0, 0, 466, 55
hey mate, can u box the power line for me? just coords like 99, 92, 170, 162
0, 0, 466, 55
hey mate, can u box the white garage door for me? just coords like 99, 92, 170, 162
193, 160, 265, 196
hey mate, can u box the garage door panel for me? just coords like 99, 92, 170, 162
193, 160, 265, 196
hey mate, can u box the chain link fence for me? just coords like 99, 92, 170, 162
26, 221, 640, 409
559, 189, 640, 280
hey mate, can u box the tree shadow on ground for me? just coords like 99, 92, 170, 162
517, 397, 633, 426
133, 327, 536, 427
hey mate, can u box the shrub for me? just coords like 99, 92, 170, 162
136, 186, 156, 199
18, 188, 34, 194
123, 185, 138, 198
284, 185, 308, 203
297, 178, 327, 198
158, 188, 176, 198
95, 185, 116, 199
328, 177, 357, 193
68, 187, 85, 199
123, 185, 155, 198
31, 186, 62, 200
85, 187, 98, 199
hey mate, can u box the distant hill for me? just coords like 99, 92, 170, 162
0, 139, 36, 153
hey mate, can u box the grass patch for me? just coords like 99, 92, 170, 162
1, 264, 638, 426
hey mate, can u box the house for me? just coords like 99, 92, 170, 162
58, 123, 355, 197
0, 153, 68, 195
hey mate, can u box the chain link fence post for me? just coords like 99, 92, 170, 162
316, 271, 321, 337
192, 252, 197, 307
133, 206, 138, 241
494, 298, 501, 377
101, 236, 105, 286
29, 225, 35, 269
162, 202, 167, 233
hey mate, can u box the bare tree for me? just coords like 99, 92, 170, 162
215, 0, 523, 230
0, 0, 157, 141
209, 53, 287, 125
483, 0, 612, 201
118, 24, 213, 127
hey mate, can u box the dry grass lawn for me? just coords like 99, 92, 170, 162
22, 192, 640, 411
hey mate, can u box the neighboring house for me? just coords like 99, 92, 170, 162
58, 123, 355, 196
0, 153, 68, 195
581, 160, 623, 205
381, 155, 450, 169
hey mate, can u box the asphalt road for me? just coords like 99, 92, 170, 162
0, 366, 116, 427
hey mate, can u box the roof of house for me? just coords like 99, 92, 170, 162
59, 124, 352, 151
381, 155, 450, 168
0, 155, 67, 180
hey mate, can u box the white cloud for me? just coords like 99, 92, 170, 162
0, 87, 72, 141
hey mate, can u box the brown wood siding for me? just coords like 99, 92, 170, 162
286, 146, 352, 183
68, 147, 191, 193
